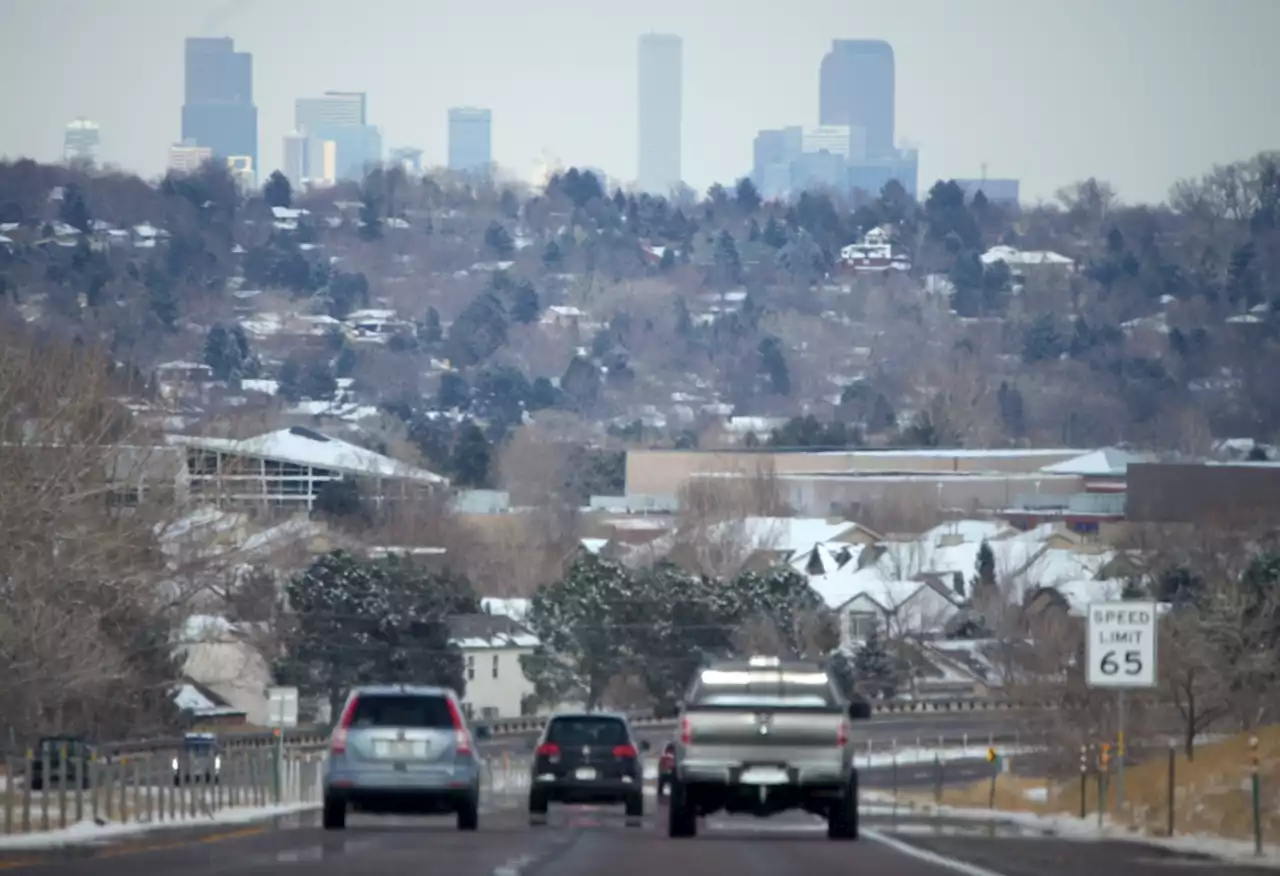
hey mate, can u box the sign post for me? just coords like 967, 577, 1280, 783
266, 686, 299, 805
1086, 601, 1158, 814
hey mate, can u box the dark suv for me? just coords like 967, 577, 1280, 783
528, 712, 649, 826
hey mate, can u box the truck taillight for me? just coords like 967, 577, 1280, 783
837, 719, 850, 747
679, 717, 691, 745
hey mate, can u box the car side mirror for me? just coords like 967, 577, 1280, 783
639, 739, 651, 753
847, 700, 872, 721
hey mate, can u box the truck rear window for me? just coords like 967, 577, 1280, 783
350, 694, 454, 728
689, 669, 838, 708
545, 716, 629, 746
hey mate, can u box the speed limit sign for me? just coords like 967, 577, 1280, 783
1086, 601, 1157, 688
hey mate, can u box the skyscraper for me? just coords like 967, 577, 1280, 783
295, 92, 381, 183
447, 108, 492, 177
636, 34, 682, 195
63, 118, 100, 163
180, 37, 258, 177
818, 39, 895, 159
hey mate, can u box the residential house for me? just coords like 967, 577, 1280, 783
177, 616, 274, 725
450, 614, 540, 720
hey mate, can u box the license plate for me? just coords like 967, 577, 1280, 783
574, 767, 598, 781
740, 767, 789, 785
381, 741, 416, 758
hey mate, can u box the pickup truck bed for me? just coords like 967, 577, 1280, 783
666, 660, 866, 841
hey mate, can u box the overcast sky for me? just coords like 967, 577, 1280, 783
1, 0, 1277, 203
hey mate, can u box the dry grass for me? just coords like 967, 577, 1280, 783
894, 725, 1280, 841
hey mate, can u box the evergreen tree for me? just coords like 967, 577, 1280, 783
263, 171, 292, 209
275, 550, 476, 718
758, 336, 791, 396
58, 183, 93, 234
511, 280, 541, 324
484, 221, 515, 257
973, 540, 997, 593
449, 421, 491, 487
519, 550, 636, 710
421, 306, 444, 345
853, 626, 897, 698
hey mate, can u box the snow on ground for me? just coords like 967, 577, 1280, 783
854, 745, 1038, 768
861, 794, 1280, 866
0, 802, 319, 850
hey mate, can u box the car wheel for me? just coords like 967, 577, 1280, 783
456, 793, 479, 831
625, 792, 644, 825
827, 774, 859, 841
528, 789, 548, 826
667, 781, 696, 838
322, 794, 346, 831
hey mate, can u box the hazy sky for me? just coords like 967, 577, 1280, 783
1, 0, 1278, 203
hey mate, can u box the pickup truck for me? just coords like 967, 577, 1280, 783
666, 656, 871, 840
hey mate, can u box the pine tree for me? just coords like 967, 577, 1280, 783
520, 550, 636, 709
973, 540, 997, 593
511, 281, 540, 324
853, 626, 897, 698
421, 307, 443, 345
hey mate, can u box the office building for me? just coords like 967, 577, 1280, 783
294, 92, 381, 183
636, 33, 682, 195
282, 131, 307, 189
63, 118, 100, 163
181, 37, 258, 180
819, 39, 895, 159
169, 139, 213, 174
447, 107, 492, 177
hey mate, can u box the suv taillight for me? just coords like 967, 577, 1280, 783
612, 744, 638, 759
837, 719, 850, 747
446, 697, 473, 756
330, 696, 360, 754
679, 717, 691, 745
536, 742, 560, 758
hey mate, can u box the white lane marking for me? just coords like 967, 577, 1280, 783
863, 828, 1013, 876
493, 853, 537, 876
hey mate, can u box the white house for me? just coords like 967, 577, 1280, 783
449, 614, 540, 720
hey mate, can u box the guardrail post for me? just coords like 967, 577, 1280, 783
933, 754, 942, 805
57, 742, 67, 830
118, 757, 130, 823
1079, 745, 1088, 819
21, 751, 32, 833
3, 754, 13, 835
1250, 736, 1261, 857
130, 757, 141, 823
74, 751, 85, 824
156, 756, 165, 823
40, 746, 50, 832
1166, 740, 1175, 837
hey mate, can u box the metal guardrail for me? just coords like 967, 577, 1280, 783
174, 697, 1052, 751
0, 747, 536, 839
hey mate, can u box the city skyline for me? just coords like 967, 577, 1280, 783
3, 0, 1278, 202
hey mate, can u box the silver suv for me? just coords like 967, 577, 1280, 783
322, 685, 481, 831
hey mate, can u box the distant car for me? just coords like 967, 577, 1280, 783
322, 685, 481, 832
173, 733, 221, 785
28, 736, 94, 791
657, 742, 676, 800
528, 712, 649, 826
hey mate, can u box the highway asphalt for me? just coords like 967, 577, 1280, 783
0, 791, 1263, 876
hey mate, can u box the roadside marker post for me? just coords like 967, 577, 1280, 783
1098, 743, 1110, 828
986, 748, 1000, 809
1086, 600, 1158, 814
1079, 744, 1088, 819
1250, 736, 1262, 857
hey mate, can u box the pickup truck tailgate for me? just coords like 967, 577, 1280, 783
687, 708, 843, 747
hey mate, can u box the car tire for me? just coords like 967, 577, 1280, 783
667, 781, 697, 838
457, 793, 479, 831
528, 789, 548, 826
827, 774, 859, 841
625, 792, 644, 825
322, 794, 346, 831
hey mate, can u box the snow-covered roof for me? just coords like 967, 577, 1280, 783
172, 683, 242, 717
710, 517, 872, 553
481, 597, 530, 621
166, 427, 447, 485
981, 245, 1074, 267
449, 614, 538, 649
1040, 447, 1153, 477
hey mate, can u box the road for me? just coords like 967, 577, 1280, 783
0, 795, 1265, 875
